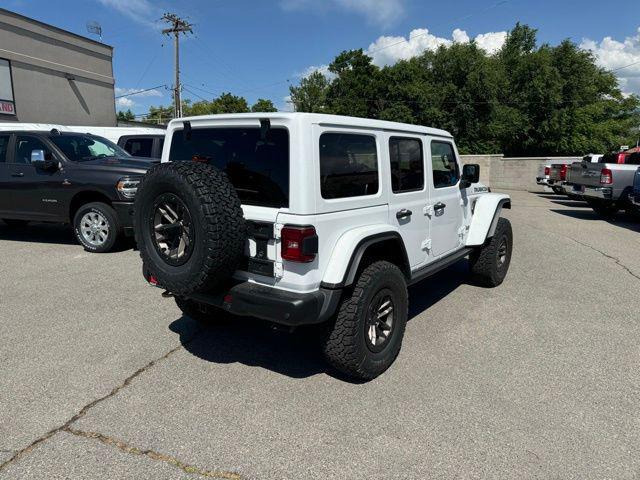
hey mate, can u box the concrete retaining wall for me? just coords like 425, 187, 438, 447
460, 155, 582, 191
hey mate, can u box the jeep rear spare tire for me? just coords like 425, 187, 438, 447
135, 162, 246, 295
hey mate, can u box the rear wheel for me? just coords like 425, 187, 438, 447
73, 202, 122, 253
323, 261, 408, 381
586, 199, 618, 218
2, 219, 29, 227
469, 217, 513, 287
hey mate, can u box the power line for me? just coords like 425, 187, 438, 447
115, 85, 167, 99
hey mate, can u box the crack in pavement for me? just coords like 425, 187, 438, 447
571, 238, 640, 282
64, 428, 242, 479
520, 222, 640, 282
0, 327, 202, 474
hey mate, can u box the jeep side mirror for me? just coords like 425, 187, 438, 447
31, 149, 56, 170
461, 164, 480, 187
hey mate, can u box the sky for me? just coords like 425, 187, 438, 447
4, 0, 640, 118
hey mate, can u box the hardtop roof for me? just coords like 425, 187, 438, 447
170, 112, 453, 138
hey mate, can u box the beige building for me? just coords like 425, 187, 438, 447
0, 8, 116, 126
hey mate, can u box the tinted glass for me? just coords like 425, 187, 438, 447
169, 127, 289, 208
389, 137, 424, 193
320, 133, 378, 199
50, 134, 128, 161
627, 153, 640, 165
0, 135, 9, 163
14, 136, 51, 164
124, 138, 154, 157
431, 141, 459, 188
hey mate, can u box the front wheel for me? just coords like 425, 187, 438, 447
73, 202, 122, 253
323, 261, 408, 381
469, 217, 513, 287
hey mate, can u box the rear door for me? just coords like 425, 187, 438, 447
385, 134, 429, 268
0, 133, 12, 216
427, 139, 464, 257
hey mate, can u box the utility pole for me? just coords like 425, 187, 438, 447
161, 13, 193, 119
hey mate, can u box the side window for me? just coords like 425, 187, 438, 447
431, 141, 460, 188
124, 137, 153, 157
14, 136, 51, 165
320, 133, 379, 199
389, 137, 424, 193
0, 135, 9, 163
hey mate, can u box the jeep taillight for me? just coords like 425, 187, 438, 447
544, 167, 550, 176
560, 164, 568, 181
281, 226, 318, 263
600, 168, 613, 185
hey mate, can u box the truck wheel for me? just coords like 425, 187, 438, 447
134, 162, 246, 296
323, 261, 408, 381
2, 219, 29, 227
174, 296, 231, 325
469, 217, 513, 287
586, 199, 618, 218
73, 202, 122, 253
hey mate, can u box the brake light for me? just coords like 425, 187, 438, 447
544, 166, 550, 176
600, 168, 613, 185
560, 164, 568, 181
617, 153, 626, 164
281, 226, 317, 263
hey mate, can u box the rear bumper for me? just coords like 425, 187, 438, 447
582, 186, 613, 201
536, 177, 549, 185
113, 201, 135, 235
183, 282, 342, 327
562, 183, 583, 197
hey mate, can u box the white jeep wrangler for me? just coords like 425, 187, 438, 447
135, 113, 512, 380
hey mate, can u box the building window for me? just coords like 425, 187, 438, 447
0, 59, 16, 116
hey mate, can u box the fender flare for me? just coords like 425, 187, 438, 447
465, 194, 511, 247
321, 227, 410, 289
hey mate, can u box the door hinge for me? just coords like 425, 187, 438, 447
423, 205, 434, 217
274, 262, 284, 279
421, 238, 432, 252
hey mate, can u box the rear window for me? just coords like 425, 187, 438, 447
600, 153, 618, 163
0, 135, 9, 163
124, 137, 153, 157
627, 153, 640, 165
169, 127, 289, 208
320, 133, 379, 199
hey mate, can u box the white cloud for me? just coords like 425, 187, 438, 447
297, 64, 334, 79
580, 28, 640, 95
280, 0, 406, 28
96, 0, 157, 26
114, 87, 163, 110
365, 28, 508, 66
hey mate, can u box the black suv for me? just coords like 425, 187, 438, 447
0, 130, 156, 252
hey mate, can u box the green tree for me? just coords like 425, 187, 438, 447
251, 98, 277, 112
211, 92, 249, 113
116, 109, 135, 121
289, 71, 331, 113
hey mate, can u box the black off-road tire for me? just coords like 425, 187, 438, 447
586, 199, 618, 218
73, 202, 122, 253
135, 162, 246, 296
2, 219, 29, 227
175, 296, 232, 325
323, 261, 408, 381
469, 217, 513, 287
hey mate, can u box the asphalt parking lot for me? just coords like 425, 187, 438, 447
1, 190, 639, 479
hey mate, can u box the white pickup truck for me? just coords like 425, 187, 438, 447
574, 151, 640, 217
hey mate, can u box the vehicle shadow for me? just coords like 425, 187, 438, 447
170, 260, 471, 381
0, 222, 136, 251
550, 199, 589, 208
0, 222, 76, 245
550, 209, 640, 232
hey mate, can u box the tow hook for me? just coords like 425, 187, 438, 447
161, 290, 175, 298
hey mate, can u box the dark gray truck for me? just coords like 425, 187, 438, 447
573, 151, 640, 218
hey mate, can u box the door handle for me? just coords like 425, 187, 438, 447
396, 209, 413, 220
11, 172, 24, 178
434, 202, 446, 210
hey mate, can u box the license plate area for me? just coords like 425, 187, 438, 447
241, 221, 275, 277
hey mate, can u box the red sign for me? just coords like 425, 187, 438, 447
0, 100, 15, 115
